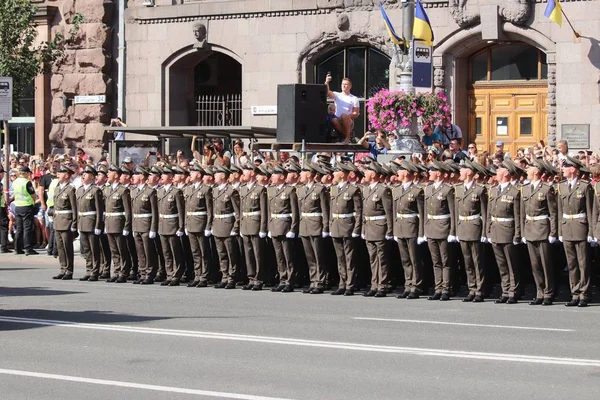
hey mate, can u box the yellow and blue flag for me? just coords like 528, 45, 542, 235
413, 0, 434, 46
544, 0, 563, 27
379, 3, 408, 52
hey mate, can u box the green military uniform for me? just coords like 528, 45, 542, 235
53, 168, 78, 278
76, 166, 104, 280
131, 167, 158, 284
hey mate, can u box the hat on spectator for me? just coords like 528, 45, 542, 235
120, 165, 133, 175
33, 172, 42, 179
496, 141, 504, 147
57, 165, 73, 174
19, 165, 32, 173
83, 165, 98, 176
133, 166, 149, 176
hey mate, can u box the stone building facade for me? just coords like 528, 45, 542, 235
23, 0, 600, 156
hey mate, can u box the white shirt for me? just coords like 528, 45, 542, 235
369, 182, 378, 190
218, 183, 227, 191
306, 183, 314, 190
163, 184, 172, 192
402, 182, 412, 191
194, 182, 201, 190
111, 183, 119, 190
464, 181, 474, 191
531, 180, 541, 190
60, 182, 69, 190
337, 183, 346, 190
499, 182, 510, 192
433, 181, 443, 190
568, 178, 578, 189
277, 184, 284, 191
333, 91, 359, 118
82, 184, 91, 191
247, 182, 256, 190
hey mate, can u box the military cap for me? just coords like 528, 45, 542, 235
97, 165, 108, 176
161, 165, 174, 175
460, 159, 478, 173
83, 165, 98, 176
109, 164, 122, 173
320, 163, 334, 175
134, 166, 149, 176
229, 164, 242, 174
20, 166, 32, 173
258, 165, 271, 177
189, 163, 206, 174
120, 165, 133, 176
563, 156, 584, 169
149, 166, 162, 175
428, 159, 447, 172
303, 163, 325, 175
316, 154, 331, 163
171, 165, 186, 175
271, 165, 288, 176
286, 162, 302, 174
203, 166, 215, 177
443, 160, 460, 174
397, 160, 420, 174
503, 158, 525, 177
488, 164, 498, 175
541, 160, 558, 176
215, 165, 231, 175
380, 164, 393, 176
367, 161, 383, 174
528, 158, 547, 174
57, 165, 73, 174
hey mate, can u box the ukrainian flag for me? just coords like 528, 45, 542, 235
379, 3, 407, 49
413, 0, 434, 46
544, 0, 563, 27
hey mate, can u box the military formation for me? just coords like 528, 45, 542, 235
8, 153, 600, 308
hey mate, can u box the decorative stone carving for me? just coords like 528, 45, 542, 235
193, 22, 210, 50
433, 68, 445, 90
337, 13, 349, 31
547, 63, 557, 146
450, 0, 531, 28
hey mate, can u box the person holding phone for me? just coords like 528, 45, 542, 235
357, 130, 390, 159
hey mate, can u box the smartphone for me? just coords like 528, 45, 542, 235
149, 151, 156, 156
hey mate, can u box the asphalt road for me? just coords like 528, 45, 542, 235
1, 254, 600, 400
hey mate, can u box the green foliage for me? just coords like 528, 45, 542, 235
0, 0, 83, 108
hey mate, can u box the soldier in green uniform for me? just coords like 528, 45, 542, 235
95, 165, 111, 279
76, 165, 104, 281
131, 166, 158, 284
52, 165, 78, 279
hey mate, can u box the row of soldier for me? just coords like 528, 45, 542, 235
42, 153, 599, 307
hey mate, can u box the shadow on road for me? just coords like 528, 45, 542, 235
0, 286, 84, 297
0, 268, 40, 271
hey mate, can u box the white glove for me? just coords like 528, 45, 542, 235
204, 230, 212, 237
394, 236, 399, 242
240, 233, 244, 238
548, 236, 556, 244
122, 230, 129, 236
286, 231, 296, 239
595, 237, 599, 243
417, 237, 426, 245
321, 231, 330, 238
71, 227, 77, 233
230, 231, 238, 237
149, 231, 156, 239
361, 234, 365, 240
94, 229, 101, 236
488, 239, 494, 245
385, 235, 394, 241
259, 232, 267, 239
351, 233, 360, 238
481, 237, 487, 243
176, 230, 184, 237
513, 240, 520, 246
103, 228, 107, 235
447, 235, 457, 243
559, 236, 563, 242
521, 238, 527, 244
185, 229, 189, 236
268, 231, 272, 238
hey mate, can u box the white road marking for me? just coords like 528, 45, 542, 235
0, 368, 294, 399
353, 317, 575, 332
0, 316, 598, 367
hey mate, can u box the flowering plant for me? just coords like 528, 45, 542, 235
366, 89, 452, 132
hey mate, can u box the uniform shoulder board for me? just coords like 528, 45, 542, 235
580, 179, 590, 184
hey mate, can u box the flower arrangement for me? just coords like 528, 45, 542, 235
366, 89, 452, 132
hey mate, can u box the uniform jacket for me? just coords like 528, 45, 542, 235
329, 182, 362, 238
239, 182, 268, 236
392, 181, 424, 239
157, 184, 185, 235
131, 184, 158, 234
76, 184, 104, 233
361, 182, 393, 241
184, 183, 213, 233
211, 184, 240, 238
454, 182, 486, 241
297, 182, 330, 237
520, 182, 558, 241
593, 181, 600, 239
267, 184, 299, 237
487, 183, 521, 244
103, 183, 132, 234
54, 183, 78, 231
424, 182, 455, 239
557, 179, 594, 240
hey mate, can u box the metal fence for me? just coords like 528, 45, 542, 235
196, 94, 242, 127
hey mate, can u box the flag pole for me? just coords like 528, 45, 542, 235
561, 9, 580, 38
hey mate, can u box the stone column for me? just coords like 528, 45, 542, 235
546, 53, 557, 146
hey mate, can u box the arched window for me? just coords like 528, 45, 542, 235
315, 46, 391, 134
470, 44, 548, 83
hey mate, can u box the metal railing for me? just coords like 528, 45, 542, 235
196, 94, 242, 127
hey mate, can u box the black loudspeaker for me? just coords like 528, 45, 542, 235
277, 84, 328, 142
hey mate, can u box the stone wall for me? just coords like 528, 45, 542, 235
47, 0, 113, 159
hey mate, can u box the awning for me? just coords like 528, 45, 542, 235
103, 125, 277, 140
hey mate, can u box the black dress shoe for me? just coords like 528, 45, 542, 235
363, 290, 377, 297
127, 274, 138, 281
160, 280, 171, 286
440, 293, 450, 301
281, 285, 294, 293
197, 281, 208, 288
565, 299, 579, 307
578, 300, 588, 308
88, 276, 99, 282
506, 297, 517, 304
331, 288, 346, 295
16, 250, 25, 255
529, 298, 543, 305
428, 293, 442, 301
311, 288, 324, 294
542, 299, 553, 306
169, 280, 180, 287
407, 292, 420, 299
25, 249, 39, 256
251, 284, 263, 291
242, 284, 254, 290
180, 277, 190, 284
0, 249, 12, 253
463, 295, 475, 302
225, 283, 236, 289
344, 289, 354, 296
374, 290, 386, 298
52, 274, 65, 280
397, 291, 410, 299
132, 280, 142, 284
107, 277, 118, 283
271, 285, 285, 292
154, 275, 166, 283
214, 282, 227, 289
115, 276, 127, 283
79, 275, 91, 282
99, 273, 110, 280
472, 295, 484, 303
141, 279, 154, 285
187, 281, 200, 288
495, 296, 509, 304
302, 288, 312, 294
62, 274, 73, 280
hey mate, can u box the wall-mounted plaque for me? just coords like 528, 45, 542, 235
561, 124, 590, 149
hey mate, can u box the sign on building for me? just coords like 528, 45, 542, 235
0, 77, 13, 121
251, 105, 277, 115
74, 95, 106, 105
561, 124, 590, 149
412, 40, 432, 90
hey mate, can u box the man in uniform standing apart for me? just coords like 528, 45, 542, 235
424, 161, 456, 301
157, 166, 186, 286
238, 164, 268, 291
52, 165, 78, 279
76, 165, 104, 281
392, 160, 425, 299
487, 162, 522, 304
268, 166, 300, 292
298, 163, 330, 294
147, 166, 166, 282
131, 166, 158, 285
185, 164, 213, 288
558, 156, 594, 307
12, 166, 38, 255
362, 163, 394, 298
455, 160, 487, 302
95, 165, 111, 279
104, 165, 132, 283
120, 166, 138, 281
212, 166, 241, 289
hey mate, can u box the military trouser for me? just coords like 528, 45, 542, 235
301, 235, 326, 288
214, 236, 239, 284
134, 232, 157, 281
0, 206, 8, 251
160, 234, 184, 281
242, 234, 264, 285
332, 237, 357, 290
107, 233, 131, 278
188, 232, 210, 282
99, 233, 111, 276
460, 240, 485, 296
428, 238, 451, 294
180, 234, 194, 281
14, 205, 35, 252
492, 242, 520, 298
366, 240, 388, 291
397, 237, 423, 293
563, 240, 591, 301
126, 234, 138, 278
153, 236, 166, 279
55, 230, 74, 275
272, 236, 295, 285
527, 240, 555, 299
80, 231, 100, 277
